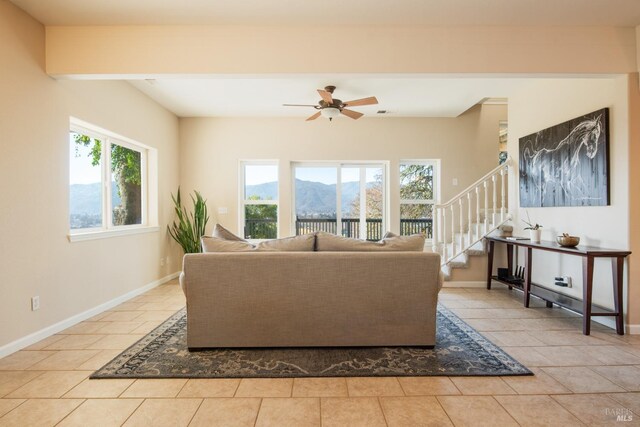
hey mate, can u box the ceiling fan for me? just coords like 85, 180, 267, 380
283, 85, 378, 121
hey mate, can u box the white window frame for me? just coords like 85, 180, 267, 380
291, 161, 389, 239
399, 159, 440, 241
239, 160, 279, 240
68, 118, 158, 242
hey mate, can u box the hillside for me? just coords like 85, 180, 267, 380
70, 182, 122, 215
246, 179, 364, 216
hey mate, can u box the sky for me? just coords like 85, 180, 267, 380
245, 164, 381, 186
69, 134, 102, 185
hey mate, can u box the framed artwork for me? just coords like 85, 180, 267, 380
519, 108, 610, 207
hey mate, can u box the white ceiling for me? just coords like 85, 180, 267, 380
128, 76, 527, 118
11, 0, 640, 26
12, 0, 631, 118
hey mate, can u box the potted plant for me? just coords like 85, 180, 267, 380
167, 187, 210, 254
523, 211, 542, 243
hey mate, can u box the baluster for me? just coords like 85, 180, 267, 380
467, 193, 472, 247
442, 209, 448, 261
483, 181, 489, 235
433, 207, 440, 253
458, 199, 463, 254
438, 208, 443, 254
492, 175, 497, 227
500, 168, 506, 222
475, 187, 480, 241
450, 205, 455, 261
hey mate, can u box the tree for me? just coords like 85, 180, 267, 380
399, 164, 434, 236
399, 164, 433, 218
244, 195, 277, 239
349, 172, 383, 218
73, 134, 141, 225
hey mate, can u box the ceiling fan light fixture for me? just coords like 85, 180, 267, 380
320, 107, 340, 120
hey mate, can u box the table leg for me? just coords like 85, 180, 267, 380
486, 240, 495, 290
506, 244, 514, 290
612, 256, 625, 335
524, 247, 532, 307
582, 256, 594, 335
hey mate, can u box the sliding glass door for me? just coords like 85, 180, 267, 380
293, 163, 386, 240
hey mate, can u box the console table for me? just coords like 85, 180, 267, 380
485, 236, 631, 335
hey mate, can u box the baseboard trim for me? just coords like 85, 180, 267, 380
443, 281, 487, 288
626, 324, 640, 335
0, 271, 180, 359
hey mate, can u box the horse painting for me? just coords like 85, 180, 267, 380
519, 108, 609, 207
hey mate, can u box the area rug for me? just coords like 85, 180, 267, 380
91, 305, 531, 378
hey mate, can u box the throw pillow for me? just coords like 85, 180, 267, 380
315, 231, 425, 252
212, 223, 245, 241
201, 237, 253, 252
201, 234, 315, 252
254, 234, 315, 251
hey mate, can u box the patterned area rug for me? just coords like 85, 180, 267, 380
91, 305, 531, 378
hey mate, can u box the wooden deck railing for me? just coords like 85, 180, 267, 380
245, 217, 433, 240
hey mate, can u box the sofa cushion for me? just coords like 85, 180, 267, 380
256, 234, 316, 251
315, 232, 425, 252
212, 223, 245, 241
201, 234, 315, 252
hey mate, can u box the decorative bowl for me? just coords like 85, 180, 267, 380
556, 235, 580, 247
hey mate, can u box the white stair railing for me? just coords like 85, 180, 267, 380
433, 158, 511, 266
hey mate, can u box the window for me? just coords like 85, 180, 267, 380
240, 162, 278, 239
69, 118, 153, 239
399, 160, 438, 238
293, 162, 387, 240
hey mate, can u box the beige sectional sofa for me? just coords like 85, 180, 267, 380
180, 227, 443, 349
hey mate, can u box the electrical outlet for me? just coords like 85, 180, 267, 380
160, 258, 166, 267
218, 207, 228, 214
31, 296, 40, 311
554, 276, 572, 288
452, 178, 459, 186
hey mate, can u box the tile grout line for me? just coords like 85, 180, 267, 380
117, 397, 146, 426
376, 396, 390, 427
253, 398, 263, 427
395, 377, 408, 396
52, 398, 87, 426
433, 395, 457, 426
0, 370, 48, 398
491, 395, 524, 427
186, 397, 205, 426
0, 397, 30, 421
175, 378, 190, 397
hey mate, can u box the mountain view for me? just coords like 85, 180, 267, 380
246, 179, 376, 217
70, 179, 379, 228
69, 182, 122, 228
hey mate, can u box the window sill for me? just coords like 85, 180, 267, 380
68, 226, 160, 243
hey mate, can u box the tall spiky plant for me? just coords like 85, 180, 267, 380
167, 187, 210, 254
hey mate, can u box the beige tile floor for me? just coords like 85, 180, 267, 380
1, 281, 640, 426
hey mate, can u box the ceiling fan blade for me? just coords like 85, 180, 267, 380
341, 109, 364, 120
317, 89, 333, 104
283, 104, 318, 107
305, 111, 321, 121
343, 96, 378, 107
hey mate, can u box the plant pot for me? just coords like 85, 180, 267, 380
529, 229, 542, 243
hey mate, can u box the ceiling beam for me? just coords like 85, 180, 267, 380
45, 25, 637, 77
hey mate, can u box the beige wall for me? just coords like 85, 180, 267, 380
0, 1, 181, 349
628, 73, 640, 328
45, 25, 637, 76
506, 76, 633, 328
179, 104, 506, 238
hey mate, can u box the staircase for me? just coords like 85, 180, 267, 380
432, 159, 511, 280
